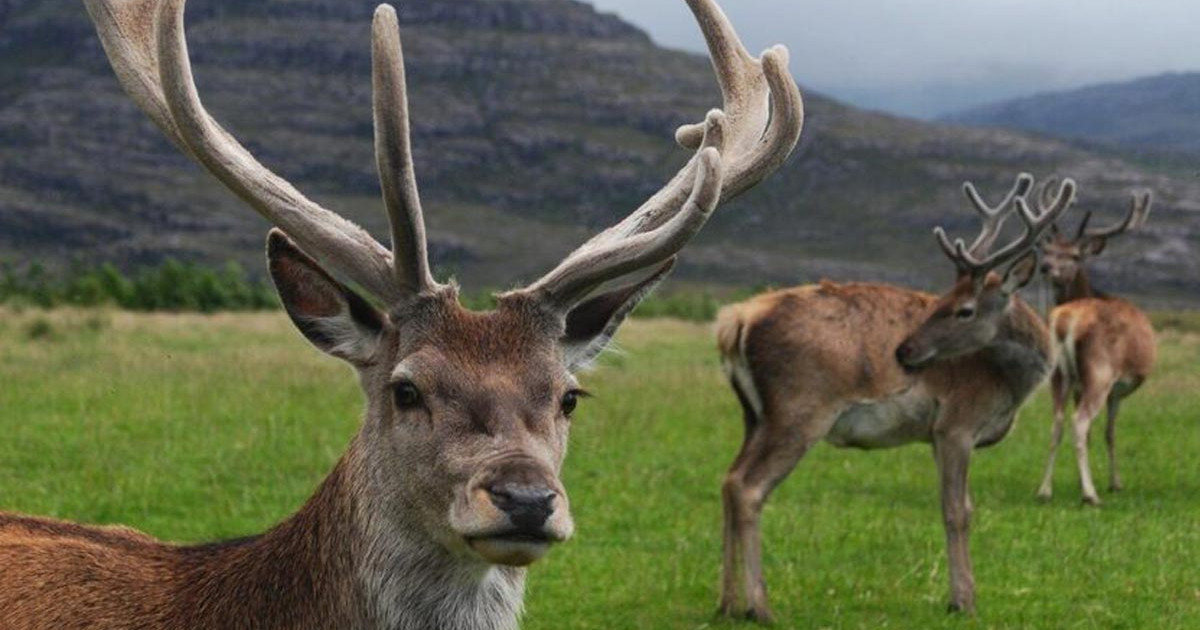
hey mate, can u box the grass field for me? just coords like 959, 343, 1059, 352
1, 308, 1197, 629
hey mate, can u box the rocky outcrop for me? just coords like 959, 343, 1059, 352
1, 0, 1196, 302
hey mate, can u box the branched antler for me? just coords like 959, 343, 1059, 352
88, 0, 803, 313
960, 173, 1034, 257
1080, 190, 1153, 241
510, 0, 804, 311
937, 177, 1076, 277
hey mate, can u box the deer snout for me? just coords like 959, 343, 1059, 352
487, 482, 557, 531
895, 339, 933, 372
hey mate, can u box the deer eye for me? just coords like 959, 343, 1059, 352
955, 306, 976, 320
561, 390, 587, 418
393, 381, 422, 410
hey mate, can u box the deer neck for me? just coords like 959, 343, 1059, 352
981, 299, 1054, 400
1054, 269, 1099, 303
174, 437, 525, 630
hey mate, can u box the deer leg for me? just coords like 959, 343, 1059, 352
1105, 395, 1123, 492
1037, 370, 1070, 500
726, 410, 829, 624
1072, 388, 1107, 506
934, 433, 975, 614
719, 391, 764, 617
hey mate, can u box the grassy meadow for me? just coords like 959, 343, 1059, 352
0, 308, 1198, 629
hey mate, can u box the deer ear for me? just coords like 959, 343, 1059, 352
267, 230, 386, 365
1001, 250, 1039, 295
1081, 236, 1108, 257
560, 259, 675, 372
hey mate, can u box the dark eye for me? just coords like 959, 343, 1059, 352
561, 390, 585, 417
955, 306, 976, 320
393, 381, 422, 410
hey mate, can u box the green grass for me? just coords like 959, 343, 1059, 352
1, 309, 1198, 628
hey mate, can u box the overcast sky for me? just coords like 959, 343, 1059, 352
586, 0, 1200, 119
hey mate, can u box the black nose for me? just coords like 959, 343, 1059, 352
895, 342, 911, 364
487, 483, 556, 530
1040, 263, 1051, 273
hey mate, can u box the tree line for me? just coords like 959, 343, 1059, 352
0, 260, 277, 312
1, 260, 753, 321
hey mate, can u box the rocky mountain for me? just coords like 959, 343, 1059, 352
942, 73, 1200, 158
2, 0, 1197, 304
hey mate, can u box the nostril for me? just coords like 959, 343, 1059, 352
895, 343, 910, 363
487, 483, 557, 528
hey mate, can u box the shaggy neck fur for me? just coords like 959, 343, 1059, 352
1053, 269, 1109, 304
173, 443, 525, 630
982, 299, 1054, 401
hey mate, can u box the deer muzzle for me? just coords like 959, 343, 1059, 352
455, 457, 574, 566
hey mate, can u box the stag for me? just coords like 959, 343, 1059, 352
0, 1, 803, 628
1036, 181, 1156, 505
715, 174, 1073, 619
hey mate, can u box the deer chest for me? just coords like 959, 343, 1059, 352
825, 389, 937, 450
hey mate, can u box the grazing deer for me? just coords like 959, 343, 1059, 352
1035, 182, 1156, 505
0, 1, 803, 628
715, 174, 1073, 620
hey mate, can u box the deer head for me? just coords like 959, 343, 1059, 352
896, 174, 1074, 370
1040, 178, 1153, 288
84, 0, 803, 568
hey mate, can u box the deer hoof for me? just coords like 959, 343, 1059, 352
1082, 494, 1102, 507
1109, 482, 1124, 492
1036, 490, 1052, 502
946, 601, 975, 614
745, 607, 774, 625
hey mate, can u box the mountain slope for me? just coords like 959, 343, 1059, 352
1, 0, 1197, 303
942, 73, 1200, 157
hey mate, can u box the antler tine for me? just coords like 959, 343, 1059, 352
939, 178, 1075, 277
1073, 211, 1093, 242
961, 172, 1034, 257
525, 147, 723, 306
1084, 189, 1153, 240
373, 6, 441, 295
510, 0, 803, 311
86, 0, 404, 303
958, 179, 1076, 276
676, 0, 804, 201
1037, 175, 1061, 213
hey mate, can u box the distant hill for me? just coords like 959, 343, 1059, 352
942, 73, 1200, 157
1, 0, 1198, 304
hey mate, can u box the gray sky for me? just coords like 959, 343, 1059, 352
586, 0, 1200, 118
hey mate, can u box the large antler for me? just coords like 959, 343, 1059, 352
509, 0, 805, 310
84, 0, 439, 303
960, 173, 1034, 257
1079, 190, 1153, 242
936, 177, 1076, 278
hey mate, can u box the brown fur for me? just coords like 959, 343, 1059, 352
0, 280, 581, 629
0, 458, 360, 629
715, 277, 1052, 620
1037, 226, 1157, 504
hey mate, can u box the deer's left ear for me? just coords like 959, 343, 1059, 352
1081, 236, 1108, 257
560, 259, 675, 371
1001, 250, 1039, 295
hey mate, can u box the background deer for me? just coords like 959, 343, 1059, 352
714, 174, 1072, 620
0, 1, 802, 628
1036, 182, 1156, 505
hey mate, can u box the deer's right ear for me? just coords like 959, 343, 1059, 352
267, 230, 386, 365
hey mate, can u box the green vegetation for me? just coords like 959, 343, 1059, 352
0, 258, 741, 322
0, 260, 277, 312
0, 310, 1198, 628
